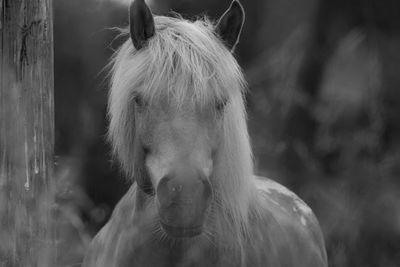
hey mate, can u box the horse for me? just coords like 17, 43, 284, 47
83, 0, 328, 266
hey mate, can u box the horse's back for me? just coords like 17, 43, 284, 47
250, 176, 328, 267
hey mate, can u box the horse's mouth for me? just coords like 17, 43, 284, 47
160, 222, 203, 238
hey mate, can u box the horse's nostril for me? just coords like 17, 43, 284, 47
202, 178, 212, 201
171, 184, 182, 192
156, 176, 170, 203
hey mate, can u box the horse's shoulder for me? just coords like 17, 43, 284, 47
83, 185, 138, 266
252, 176, 328, 266
254, 176, 315, 224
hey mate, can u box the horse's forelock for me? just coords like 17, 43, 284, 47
111, 16, 245, 106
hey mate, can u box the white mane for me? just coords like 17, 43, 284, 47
108, 15, 258, 264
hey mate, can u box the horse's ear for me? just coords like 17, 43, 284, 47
129, 0, 155, 50
215, 0, 245, 52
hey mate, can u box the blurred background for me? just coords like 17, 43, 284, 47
53, 0, 400, 266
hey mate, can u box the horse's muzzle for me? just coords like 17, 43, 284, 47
156, 172, 212, 238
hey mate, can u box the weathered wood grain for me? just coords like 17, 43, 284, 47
0, 0, 55, 266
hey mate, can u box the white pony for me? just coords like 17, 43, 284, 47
83, 0, 328, 266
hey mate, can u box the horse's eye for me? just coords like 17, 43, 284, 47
134, 94, 146, 108
216, 98, 228, 112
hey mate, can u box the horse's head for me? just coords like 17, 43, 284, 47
109, 0, 246, 238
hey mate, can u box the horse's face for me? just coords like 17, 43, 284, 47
121, 0, 245, 238
135, 97, 225, 237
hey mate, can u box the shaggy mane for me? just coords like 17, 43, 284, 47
109, 16, 247, 107
108, 15, 259, 265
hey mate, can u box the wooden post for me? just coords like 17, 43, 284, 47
0, 0, 55, 266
